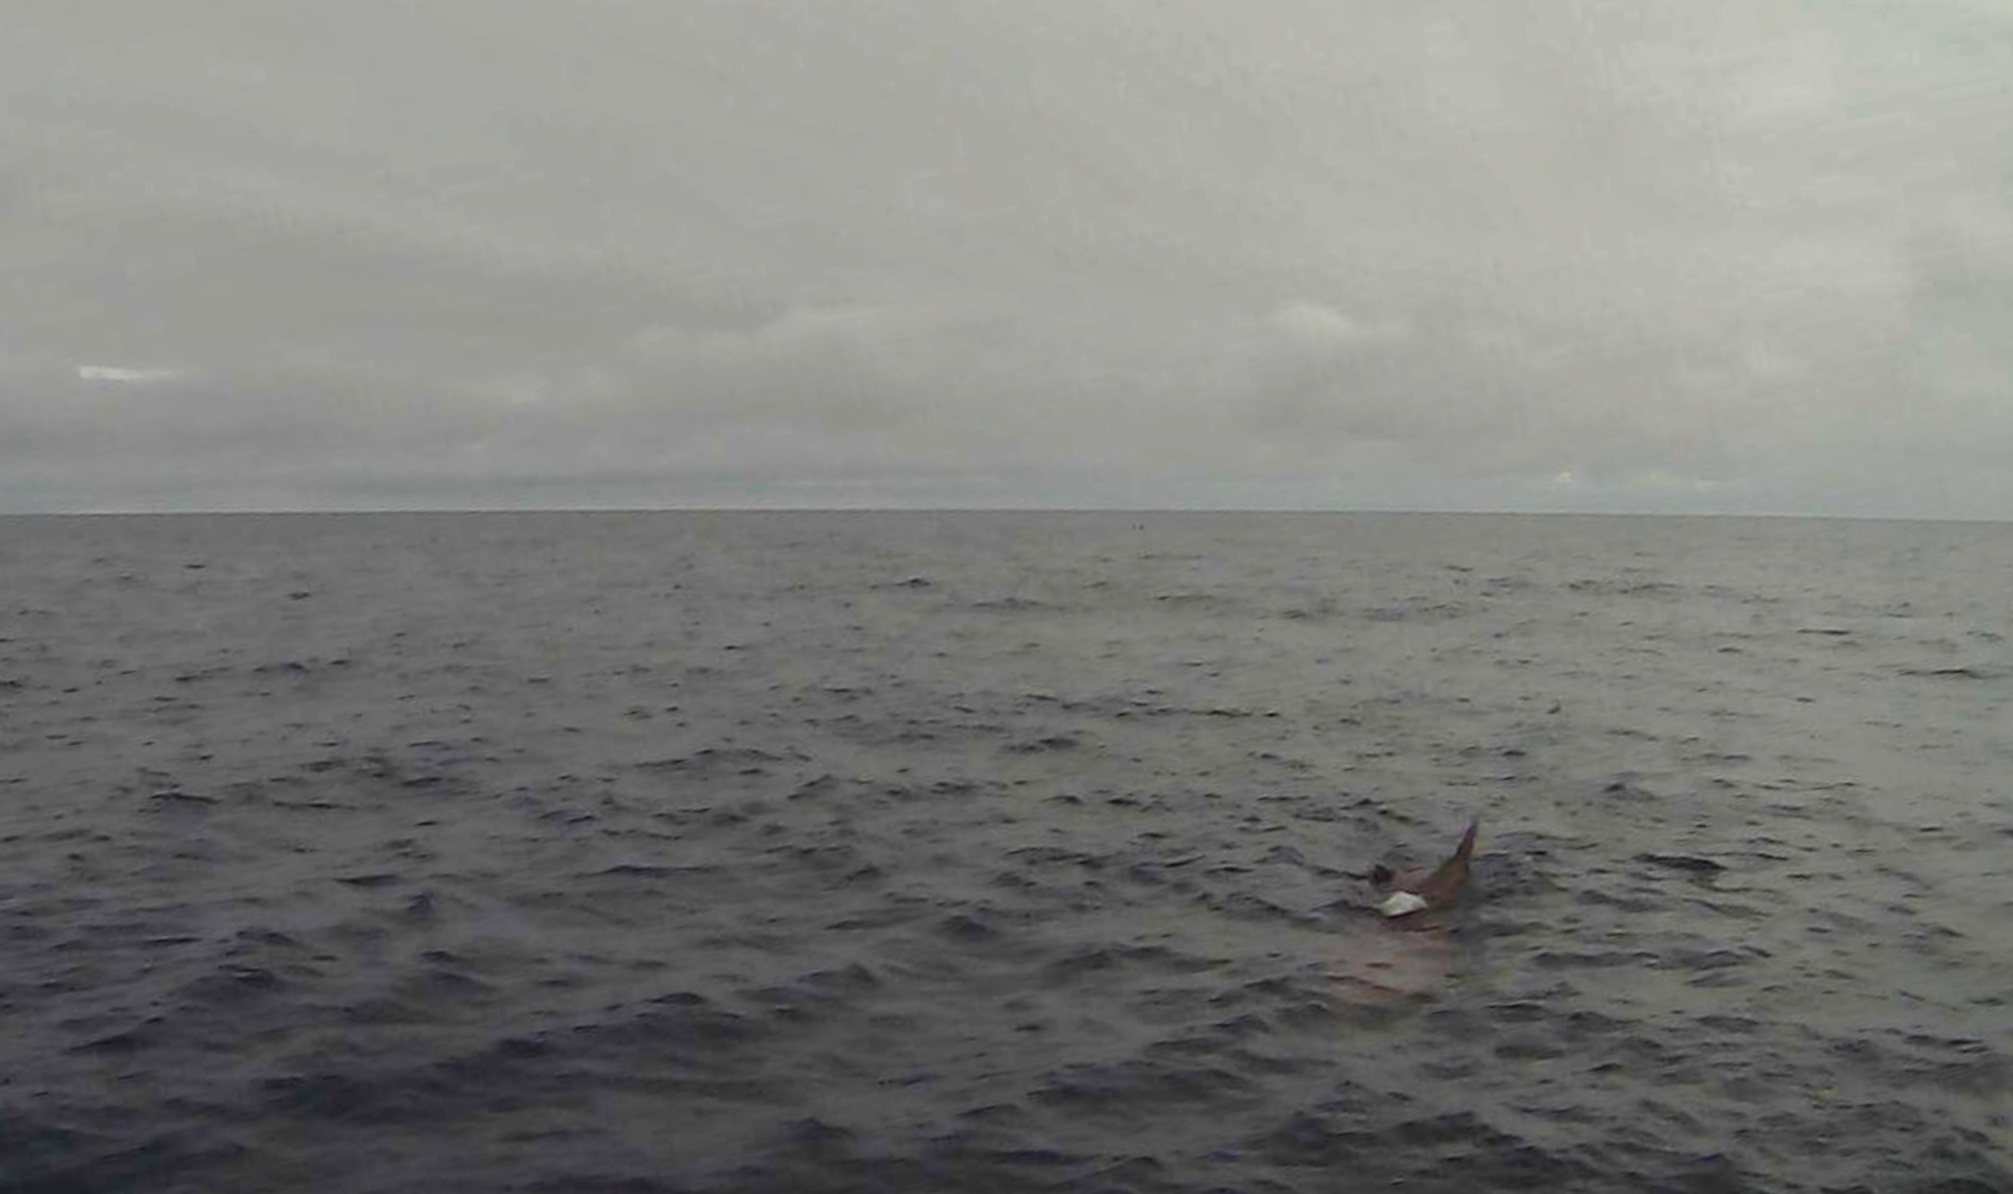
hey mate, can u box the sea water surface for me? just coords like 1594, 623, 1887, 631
0, 511, 2008, 1193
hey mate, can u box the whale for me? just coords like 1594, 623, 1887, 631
1372, 819, 1477, 918
1319, 820, 1478, 1004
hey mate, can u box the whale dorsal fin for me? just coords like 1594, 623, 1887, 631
1415, 819, 1477, 905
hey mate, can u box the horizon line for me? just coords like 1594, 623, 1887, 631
3, 505, 2007, 526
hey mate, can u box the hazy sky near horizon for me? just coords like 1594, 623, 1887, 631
4, 0, 2011, 515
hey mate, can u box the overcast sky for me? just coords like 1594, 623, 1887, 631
4, 0, 2010, 515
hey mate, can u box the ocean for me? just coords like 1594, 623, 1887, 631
1, 511, 2007, 1192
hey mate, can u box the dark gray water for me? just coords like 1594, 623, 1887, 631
1, 511, 2008, 1193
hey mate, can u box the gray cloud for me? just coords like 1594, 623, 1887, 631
3, 0, 2011, 514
